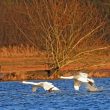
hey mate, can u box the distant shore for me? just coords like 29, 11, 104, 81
0, 56, 110, 81
0, 66, 110, 81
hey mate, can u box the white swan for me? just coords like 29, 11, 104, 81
60, 72, 100, 92
22, 81, 60, 92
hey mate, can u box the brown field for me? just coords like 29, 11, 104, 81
0, 1, 110, 81
0, 54, 110, 81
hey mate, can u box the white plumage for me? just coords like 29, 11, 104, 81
60, 72, 99, 92
22, 81, 60, 92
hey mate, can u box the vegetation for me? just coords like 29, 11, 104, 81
0, 0, 110, 80
0, 45, 41, 57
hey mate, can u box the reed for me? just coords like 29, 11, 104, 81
0, 45, 43, 57
0, 0, 109, 72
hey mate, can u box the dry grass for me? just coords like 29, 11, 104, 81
0, 1, 110, 80
0, 45, 45, 57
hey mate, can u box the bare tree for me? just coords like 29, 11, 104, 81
7, 0, 110, 74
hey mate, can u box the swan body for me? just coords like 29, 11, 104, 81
60, 72, 99, 92
22, 81, 60, 92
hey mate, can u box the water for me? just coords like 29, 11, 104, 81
0, 78, 110, 110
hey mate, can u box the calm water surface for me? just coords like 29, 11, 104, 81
0, 78, 110, 110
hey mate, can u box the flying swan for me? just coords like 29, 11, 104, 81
22, 81, 60, 92
60, 72, 101, 92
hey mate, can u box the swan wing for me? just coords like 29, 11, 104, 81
43, 82, 60, 91
75, 72, 88, 82
51, 87, 60, 91
22, 81, 43, 86
60, 76, 74, 79
86, 79, 102, 92
87, 83, 100, 92
87, 78, 94, 86
32, 86, 38, 92
43, 82, 54, 91
79, 72, 88, 78
77, 77, 88, 82
74, 79, 81, 91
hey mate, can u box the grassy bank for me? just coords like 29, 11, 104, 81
0, 45, 109, 81
0, 69, 110, 81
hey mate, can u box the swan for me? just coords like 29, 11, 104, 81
60, 72, 100, 92
22, 81, 60, 92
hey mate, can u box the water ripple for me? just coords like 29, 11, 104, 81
0, 78, 110, 110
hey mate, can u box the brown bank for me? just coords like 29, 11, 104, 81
0, 64, 110, 81
0, 55, 110, 81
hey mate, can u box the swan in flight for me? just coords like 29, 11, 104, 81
60, 72, 100, 92
22, 81, 60, 92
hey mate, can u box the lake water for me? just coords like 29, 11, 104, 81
0, 78, 110, 110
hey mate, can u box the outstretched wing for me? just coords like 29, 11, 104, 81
22, 81, 41, 85
74, 79, 81, 91
22, 81, 60, 92
86, 83, 101, 92
22, 81, 43, 92
60, 76, 74, 79
43, 82, 60, 92
87, 78, 95, 86
86, 78, 100, 92
32, 86, 38, 92
43, 82, 54, 91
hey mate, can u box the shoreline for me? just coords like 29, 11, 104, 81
0, 57, 110, 81
0, 68, 110, 81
